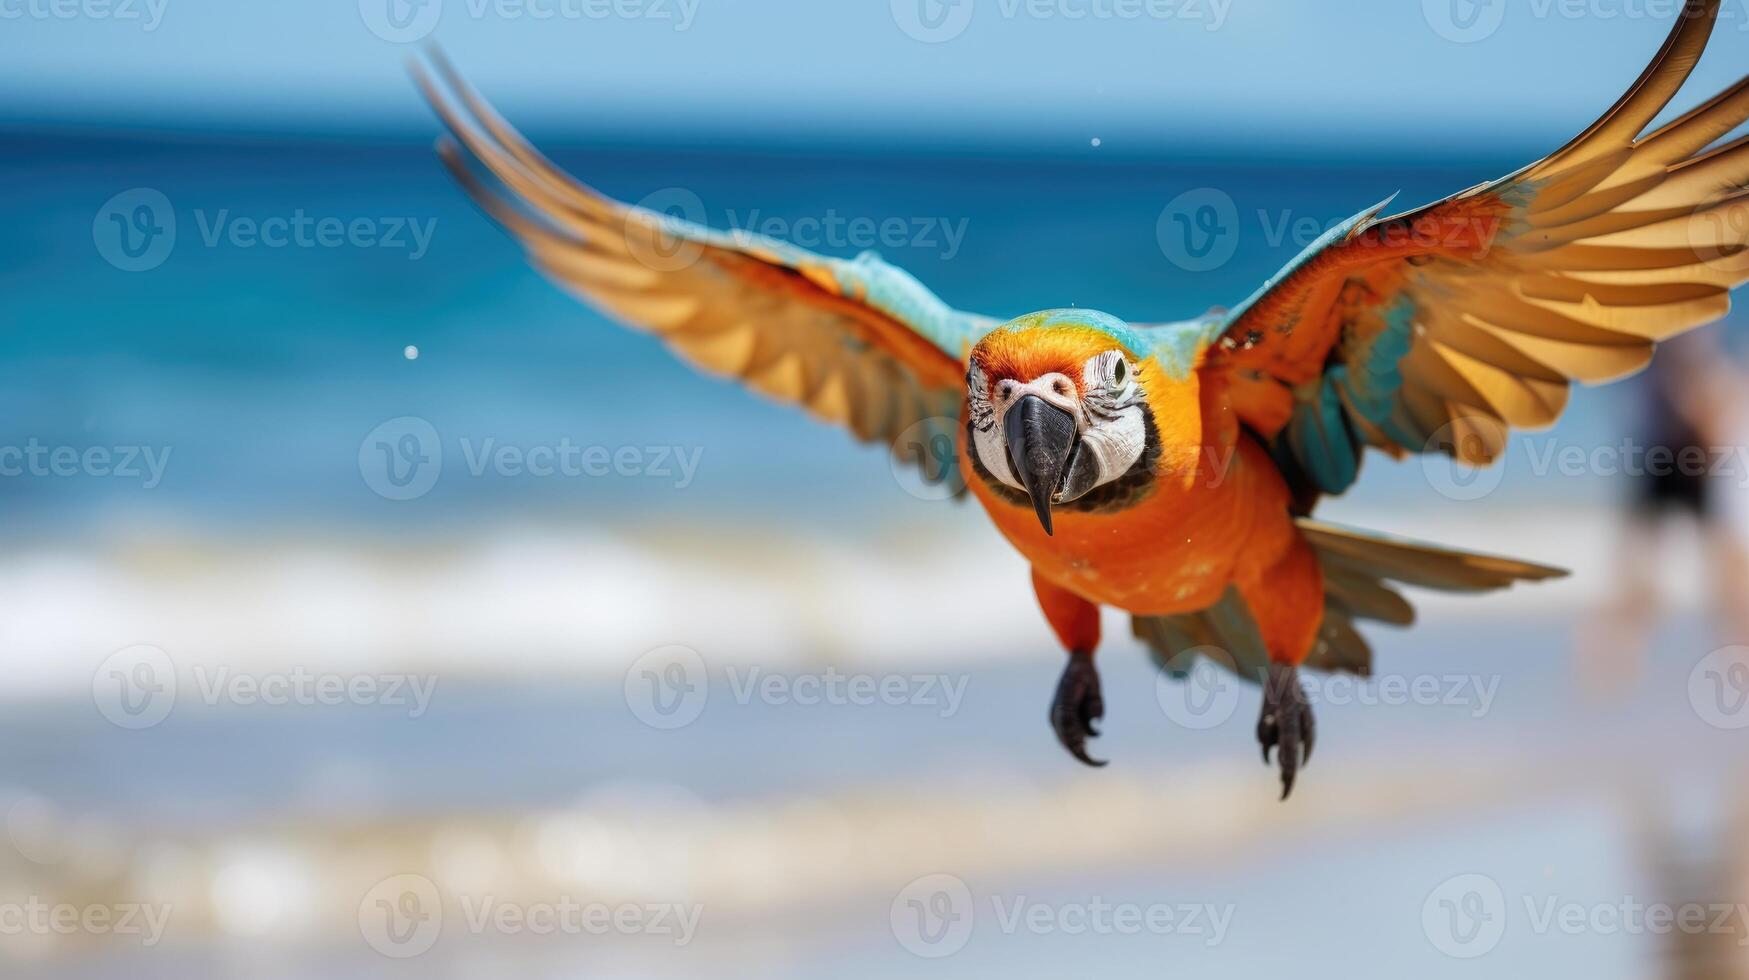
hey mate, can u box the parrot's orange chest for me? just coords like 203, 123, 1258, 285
960, 364, 1274, 617
966, 454, 1256, 615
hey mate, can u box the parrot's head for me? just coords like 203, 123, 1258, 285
965, 309, 1163, 535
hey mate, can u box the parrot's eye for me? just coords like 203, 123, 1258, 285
1084, 351, 1133, 393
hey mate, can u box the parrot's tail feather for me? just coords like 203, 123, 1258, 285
1296, 520, 1568, 595
1134, 520, 1568, 683
1133, 588, 1272, 682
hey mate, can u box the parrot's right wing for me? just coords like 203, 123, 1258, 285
416, 56, 997, 484
1197, 0, 1749, 500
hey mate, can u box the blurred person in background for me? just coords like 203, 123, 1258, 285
1582, 331, 1749, 696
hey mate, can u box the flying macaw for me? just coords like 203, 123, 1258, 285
417, 0, 1749, 797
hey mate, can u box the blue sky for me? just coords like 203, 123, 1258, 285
4, 0, 1747, 150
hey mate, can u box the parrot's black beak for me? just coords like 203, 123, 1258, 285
1003, 395, 1079, 536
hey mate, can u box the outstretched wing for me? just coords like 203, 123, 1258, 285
1203, 0, 1749, 498
415, 56, 996, 482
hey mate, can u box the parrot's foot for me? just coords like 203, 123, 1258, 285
1257, 662, 1314, 800
1050, 650, 1107, 767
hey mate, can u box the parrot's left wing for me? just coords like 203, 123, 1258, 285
1200, 0, 1749, 499
416, 56, 996, 483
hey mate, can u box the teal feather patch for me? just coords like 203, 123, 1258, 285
1357, 295, 1425, 453
1145, 315, 1225, 380
1341, 294, 1415, 425
1289, 370, 1359, 493
836, 250, 994, 358
1288, 290, 1419, 494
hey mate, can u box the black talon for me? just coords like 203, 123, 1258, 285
1050, 650, 1107, 767
1256, 662, 1314, 799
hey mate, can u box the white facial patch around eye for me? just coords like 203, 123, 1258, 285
1081, 351, 1138, 410
972, 417, 1024, 490
1077, 404, 1148, 483
966, 362, 1023, 490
